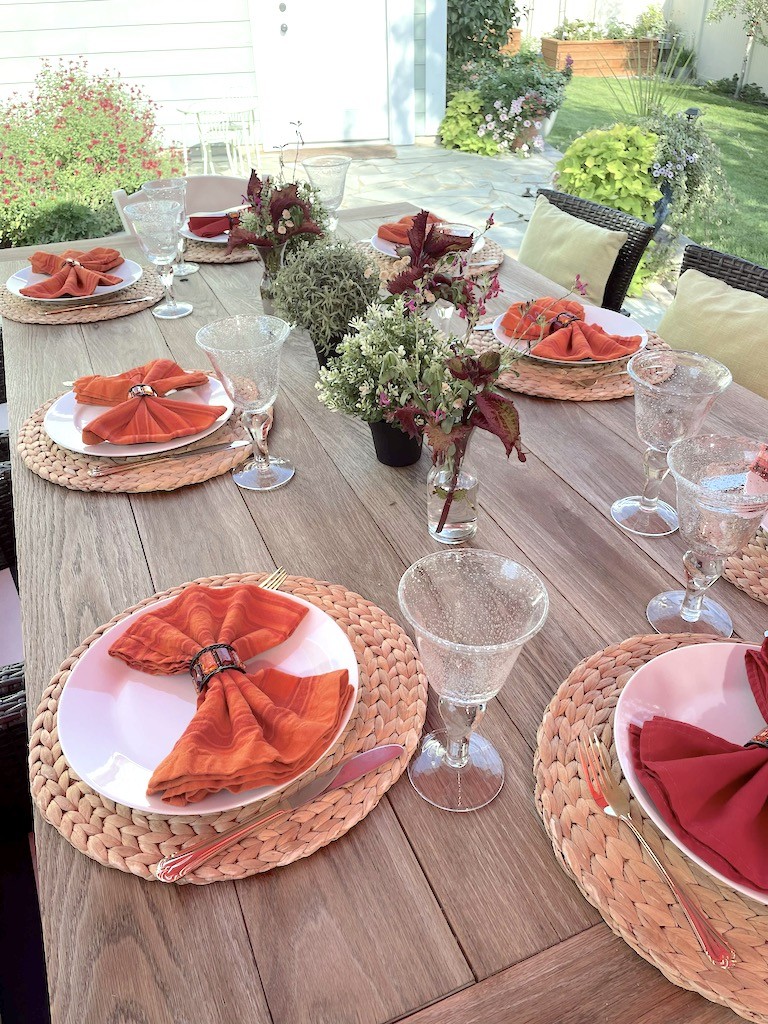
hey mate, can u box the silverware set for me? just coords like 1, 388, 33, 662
44, 294, 156, 316
87, 439, 252, 478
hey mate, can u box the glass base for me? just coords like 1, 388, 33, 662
611, 495, 678, 536
646, 590, 733, 638
232, 456, 295, 492
428, 522, 478, 546
174, 262, 199, 276
152, 300, 193, 320
407, 729, 504, 812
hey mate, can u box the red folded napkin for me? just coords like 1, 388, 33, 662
188, 213, 239, 238
500, 297, 585, 341
531, 320, 642, 362
377, 213, 441, 247
108, 584, 354, 805
630, 637, 768, 892
20, 247, 124, 299
73, 358, 226, 446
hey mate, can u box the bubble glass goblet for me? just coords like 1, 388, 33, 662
611, 350, 731, 537
195, 315, 294, 491
302, 156, 351, 232
124, 201, 193, 320
647, 434, 768, 637
141, 178, 199, 276
398, 550, 549, 812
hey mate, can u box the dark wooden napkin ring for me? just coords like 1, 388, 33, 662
189, 643, 246, 694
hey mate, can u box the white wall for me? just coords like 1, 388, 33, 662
522, 0, 652, 41
665, 0, 768, 90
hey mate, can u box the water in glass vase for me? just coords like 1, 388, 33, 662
427, 458, 478, 544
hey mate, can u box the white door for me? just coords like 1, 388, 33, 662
253, 0, 391, 146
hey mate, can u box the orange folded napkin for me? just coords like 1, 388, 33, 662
73, 358, 226, 446
500, 297, 585, 341
20, 247, 124, 299
531, 320, 642, 362
108, 584, 354, 805
378, 213, 441, 247
188, 213, 239, 238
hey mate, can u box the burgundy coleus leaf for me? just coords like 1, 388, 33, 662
446, 350, 500, 385
386, 265, 428, 296
405, 210, 431, 266
473, 391, 526, 461
226, 224, 270, 253
422, 226, 473, 262
424, 421, 472, 456
386, 404, 423, 439
246, 169, 265, 206
269, 183, 310, 223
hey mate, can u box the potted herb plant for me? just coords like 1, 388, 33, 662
274, 241, 380, 367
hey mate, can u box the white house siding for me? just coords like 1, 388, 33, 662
415, 0, 427, 134
665, 0, 768, 91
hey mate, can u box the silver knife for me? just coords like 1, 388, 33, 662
88, 438, 251, 477
155, 743, 406, 882
44, 294, 156, 315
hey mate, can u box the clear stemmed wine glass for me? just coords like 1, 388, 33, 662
398, 550, 549, 812
611, 349, 732, 537
141, 178, 199, 277
124, 201, 193, 320
301, 156, 351, 232
646, 434, 768, 638
195, 315, 294, 491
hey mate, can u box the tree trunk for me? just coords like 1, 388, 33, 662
736, 30, 755, 98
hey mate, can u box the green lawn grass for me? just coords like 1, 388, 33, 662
547, 77, 768, 267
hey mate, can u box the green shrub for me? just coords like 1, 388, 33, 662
20, 200, 108, 246
447, 0, 519, 65
633, 4, 666, 37
706, 75, 768, 103
0, 58, 182, 248
551, 19, 602, 40
475, 51, 571, 114
555, 124, 663, 220
439, 90, 501, 154
552, 6, 667, 40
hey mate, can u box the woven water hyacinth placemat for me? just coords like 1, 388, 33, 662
724, 529, 768, 607
18, 401, 252, 493
470, 328, 669, 402
29, 572, 425, 884
0, 273, 164, 325
182, 238, 261, 264
535, 632, 768, 1023
353, 238, 505, 285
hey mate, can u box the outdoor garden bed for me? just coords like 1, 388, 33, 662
541, 37, 659, 76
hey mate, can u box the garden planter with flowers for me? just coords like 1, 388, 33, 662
541, 37, 659, 76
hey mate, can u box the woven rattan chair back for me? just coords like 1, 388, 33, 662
537, 189, 655, 311
681, 244, 768, 299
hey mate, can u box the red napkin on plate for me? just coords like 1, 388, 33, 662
188, 213, 239, 238
19, 247, 124, 299
108, 584, 354, 805
500, 297, 585, 341
629, 637, 768, 892
377, 213, 441, 247
531, 320, 642, 362
73, 358, 226, 446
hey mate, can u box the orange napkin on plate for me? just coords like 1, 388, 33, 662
19, 247, 124, 299
500, 297, 585, 341
377, 213, 441, 247
108, 584, 354, 805
531, 320, 642, 362
73, 358, 226, 446
188, 213, 239, 238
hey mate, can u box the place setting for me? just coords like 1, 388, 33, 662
180, 207, 262, 264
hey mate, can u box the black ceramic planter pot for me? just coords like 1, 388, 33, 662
369, 421, 423, 467
311, 333, 345, 369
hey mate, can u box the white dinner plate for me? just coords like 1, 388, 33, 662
370, 229, 485, 259
43, 375, 234, 457
492, 304, 648, 367
6, 258, 142, 305
614, 641, 767, 904
180, 215, 229, 245
57, 590, 360, 815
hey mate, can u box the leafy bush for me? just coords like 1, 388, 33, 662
0, 58, 181, 247
552, 6, 667, 40
447, 0, 519, 65
477, 91, 549, 153
551, 19, 602, 40
439, 91, 501, 154
475, 51, 571, 114
555, 124, 663, 220
22, 200, 105, 245
706, 74, 768, 103
633, 4, 667, 38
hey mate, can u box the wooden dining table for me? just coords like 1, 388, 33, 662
4, 202, 766, 1024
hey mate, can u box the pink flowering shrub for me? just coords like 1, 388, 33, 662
0, 59, 182, 247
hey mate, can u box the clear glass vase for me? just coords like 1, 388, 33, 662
427, 443, 478, 545
254, 241, 287, 307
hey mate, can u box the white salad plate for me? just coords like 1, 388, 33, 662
370, 226, 485, 259
57, 590, 360, 815
6, 258, 143, 304
43, 375, 234, 457
614, 641, 767, 905
180, 213, 230, 245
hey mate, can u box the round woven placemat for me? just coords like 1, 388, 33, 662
0, 273, 163, 325
18, 399, 252, 492
470, 327, 668, 402
534, 632, 768, 1023
182, 239, 261, 264
353, 238, 505, 285
29, 572, 425, 884
724, 528, 768, 607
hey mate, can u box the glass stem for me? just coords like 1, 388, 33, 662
158, 262, 178, 310
639, 447, 670, 512
242, 411, 270, 467
680, 550, 722, 621
439, 697, 485, 769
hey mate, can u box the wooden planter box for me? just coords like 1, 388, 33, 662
541, 37, 660, 77
500, 27, 523, 56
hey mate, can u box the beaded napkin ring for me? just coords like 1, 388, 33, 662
189, 644, 246, 693
128, 384, 158, 398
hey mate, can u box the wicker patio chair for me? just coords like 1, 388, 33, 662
0, 460, 15, 577
681, 244, 768, 299
0, 325, 6, 404
537, 189, 655, 312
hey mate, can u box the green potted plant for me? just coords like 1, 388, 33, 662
274, 241, 380, 366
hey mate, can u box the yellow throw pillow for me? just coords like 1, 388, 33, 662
657, 269, 768, 399
517, 194, 628, 306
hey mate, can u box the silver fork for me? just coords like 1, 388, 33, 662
579, 733, 736, 969
259, 567, 287, 590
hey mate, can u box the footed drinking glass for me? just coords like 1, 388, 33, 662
302, 156, 351, 232
611, 350, 731, 536
140, 178, 199, 276
124, 201, 193, 319
647, 435, 768, 637
398, 550, 549, 811
195, 315, 294, 491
